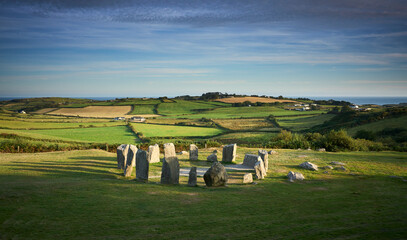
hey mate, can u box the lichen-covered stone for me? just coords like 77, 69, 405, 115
189, 144, 198, 161
136, 149, 149, 181
204, 162, 228, 187
254, 159, 266, 179
258, 150, 269, 172
243, 173, 253, 184
222, 144, 237, 163
163, 143, 176, 160
207, 153, 218, 162
287, 171, 304, 182
117, 144, 129, 170
147, 144, 160, 163
160, 156, 180, 184
243, 154, 261, 168
299, 161, 319, 171
188, 167, 197, 187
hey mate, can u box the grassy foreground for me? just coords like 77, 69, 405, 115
0, 149, 406, 239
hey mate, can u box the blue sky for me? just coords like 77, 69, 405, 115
0, 0, 406, 98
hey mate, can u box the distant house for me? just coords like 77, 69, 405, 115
18, 110, 26, 114
113, 117, 126, 121
350, 105, 359, 109
130, 116, 146, 122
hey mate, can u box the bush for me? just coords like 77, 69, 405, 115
355, 130, 376, 141
319, 130, 357, 152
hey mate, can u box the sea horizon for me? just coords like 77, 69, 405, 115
1, 96, 407, 106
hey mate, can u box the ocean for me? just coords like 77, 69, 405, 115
1, 96, 407, 106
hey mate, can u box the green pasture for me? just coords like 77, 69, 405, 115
0, 149, 406, 239
347, 115, 407, 136
0, 119, 124, 129
157, 100, 222, 116
129, 105, 156, 115
276, 114, 335, 131
164, 106, 327, 119
0, 126, 138, 144
130, 123, 223, 137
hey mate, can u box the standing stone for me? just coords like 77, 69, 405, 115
222, 144, 237, 163
136, 149, 149, 181
188, 167, 197, 187
148, 144, 160, 163
254, 159, 266, 179
203, 162, 228, 187
243, 173, 253, 184
243, 154, 261, 168
160, 156, 180, 184
117, 144, 129, 170
124, 145, 138, 177
127, 145, 138, 168
189, 144, 199, 161
258, 150, 269, 172
207, 153, 218, 162
163, 143, 176, 160
287, 171, 304, 182
299, 161, 319, 171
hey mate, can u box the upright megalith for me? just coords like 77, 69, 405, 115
258, 149, 269, 172
222, 144, 237, 163
136, 149, 149, 181
148, 144, 160, 163
117, 144, 129, 170
160, 156, 180, 184
124, 145, 138, 177
203, 162, 228, 187
127, 145, 138, 168
188, 167, 198, 187
243, 154, 261, 168
254, 159, 266, 179
163, 143, 176, 160
189, 144, 199, 161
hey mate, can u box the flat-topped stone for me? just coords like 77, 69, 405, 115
243, 154, 261, 168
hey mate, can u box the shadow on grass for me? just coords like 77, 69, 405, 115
6, 161, 121, 179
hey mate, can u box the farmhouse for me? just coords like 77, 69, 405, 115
113, 117, 126, 121
130, 116, 146, 122
18, 110, 26, 114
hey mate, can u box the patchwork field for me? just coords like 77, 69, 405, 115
48, 106, 133, 118
0, 126, 138, 144
216, 96, 297, 103
157, 100, 225, 116
130, 123, 223, 138
164, 106, 326, 119
0, 119, 124, 129
1, 149, 406, 239
128, 105, 156, 115
276, 114, 335, 131
213, 118, 275, 131
347, 115, 407, 136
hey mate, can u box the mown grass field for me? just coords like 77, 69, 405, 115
130, 123, 223, 137
0, 149, 406, 239
163, 106, 327, 119
129, 105, 156, 115
347, 115, 407, 136
48, 106, 133, 118
0, 126, 138, 144
212, 118, 275, 130
276, 114, 335, 131
0, 119, 125, 129
157, 100, 225, 116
